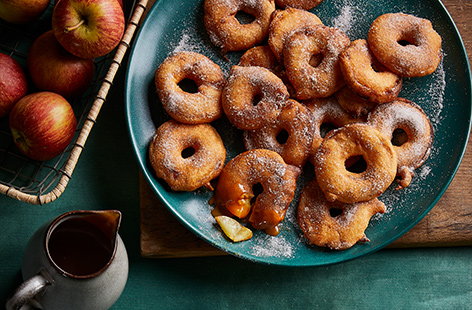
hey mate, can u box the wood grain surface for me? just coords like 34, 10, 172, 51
140, 0, 472, 258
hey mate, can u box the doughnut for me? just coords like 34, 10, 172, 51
275, 0, 323, 10
314, 123, 397, 203
368, 99, 433, 188
155, 51, 225, 124
367, 13, 442, 77
305, 97, 364, 157
297, 180, 386, 250
149, 120, 226, 191
213, 149, 301, 235
204, 0, 275, 53
244, 99, 315, 167
335, 87, 378, 117
238, 46, 297, 95
268, 8, 323, 61
284, 25, 350, 100
222, 66, 289, 130
339, 39, 402, 103
238, 45, 279, 72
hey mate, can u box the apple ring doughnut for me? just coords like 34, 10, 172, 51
149, 120, 226, 191
275, 0, 323, 10
204, 0, 275, 53
305, 97, 363, 156
368, 13, 442, 77
340, 39, 402, 103
268, 7, 323, 61
335, 87, 378, 117
284, 25, 350, 100
155, 51, 225, 124
368, 99, 433, 189
297, 180, 386, 250
314, 123, 397, 203
238, 45, 279, 72
222, 66, 289, 130
213, 149, 301, 235
244, 100, 315, 167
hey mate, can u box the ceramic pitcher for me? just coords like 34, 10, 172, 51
6, 210, 128, 310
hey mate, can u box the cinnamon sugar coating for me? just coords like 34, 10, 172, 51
368, 13, 442, 77
204, 0, 275, 52
297, 180, 386, 250
340, 39, 402, 103
155, 52, 224, 124
314, 123, 397, 203
284, 25, 350, 100
149, 121, 226, 191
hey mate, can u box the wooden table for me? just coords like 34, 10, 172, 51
140, 0, 472, 257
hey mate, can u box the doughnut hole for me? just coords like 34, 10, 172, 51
178, 78, 199, 94
345, 155, 368, 174
181, 146, 196, 158
391, 128, 409, 146
309, 53, 324, 67
397, 31, 420, 47
251, 92, 263, 106
276, 129, 289, 144
250, 182, 264, 205
329, 207, 343, 217
235, 10, 256, 25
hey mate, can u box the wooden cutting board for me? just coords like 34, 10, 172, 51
140, 0, 472, 258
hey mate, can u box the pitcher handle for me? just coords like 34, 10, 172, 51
6, 272, 51, 310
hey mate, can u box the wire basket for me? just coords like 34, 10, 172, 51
0, 0, 149, 204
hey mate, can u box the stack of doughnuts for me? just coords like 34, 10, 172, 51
148, 0, 442, 251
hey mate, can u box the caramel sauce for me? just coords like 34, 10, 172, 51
48, 218, 114, 277
264, 225, 280, 236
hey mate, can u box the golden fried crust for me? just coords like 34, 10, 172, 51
284, 25, 350, 100
213, 149, 301, 234
155, 52, 225, 124
204, 0, 275, 52
244, 99, 315, 167
222, 66, 289, 130
238, 45, 279, 72
340, 39, 402, 103
297, 180, 386, 250
305, 97, 364, 161
268, 8, 323, 61
314, 123, 397, 203
368, 13, 442, 77
335, 87, 378, 117
149, 121, 226, 191
275, 0, 323, 10
368, 98, 433, 189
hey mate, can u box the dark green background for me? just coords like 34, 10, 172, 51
1, 67, 471, 309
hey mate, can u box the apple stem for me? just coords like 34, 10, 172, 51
64, 19, 85, 33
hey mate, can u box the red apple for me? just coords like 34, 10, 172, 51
9, 92, 77, 161
0, 53, 28, 118
0, 0, 49, 24
52, 0, 125, 59
28, 31, 95, 98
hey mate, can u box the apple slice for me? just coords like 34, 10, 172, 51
215, 216, 253, 243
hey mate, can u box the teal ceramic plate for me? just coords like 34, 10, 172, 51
125, 0, 471, 266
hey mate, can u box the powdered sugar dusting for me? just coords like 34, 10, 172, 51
331, 1, 363, 39
172, 33, 207, 55
250, 233, 295, 258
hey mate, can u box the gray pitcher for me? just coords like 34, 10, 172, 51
6, 210, 128, 310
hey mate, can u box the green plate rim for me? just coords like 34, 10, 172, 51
125, 0, 472, 266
